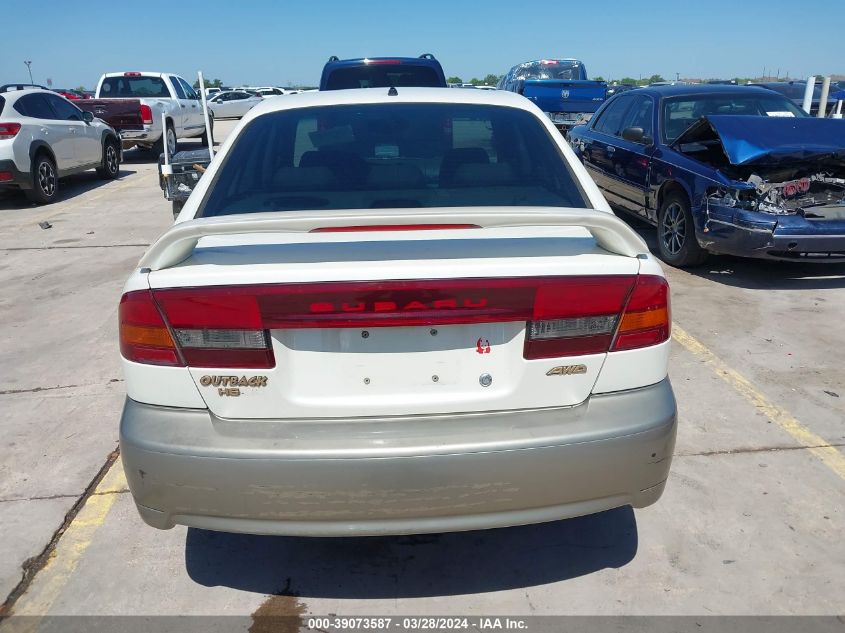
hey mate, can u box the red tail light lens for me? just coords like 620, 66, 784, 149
119, 290, 275, 368
139, 105, 153, 125
0, 123, 22, 140
311, 224, 479, 233
119, 290, 182, 366
121, 275, 669, 368
611, 275, 670, 351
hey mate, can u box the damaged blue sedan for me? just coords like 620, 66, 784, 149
568, 85, 845, 266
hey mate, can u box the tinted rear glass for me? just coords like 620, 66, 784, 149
0, 96, 5, 116
663, 93, 807, 142
99, 76, 169, 98
200, 103, 588, 217
324, 65, 442, 90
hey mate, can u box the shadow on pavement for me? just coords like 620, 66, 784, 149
614, 209, 845, 291
184, 507, 638, 598
0, 168, 138, 211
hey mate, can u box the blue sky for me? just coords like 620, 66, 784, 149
3, 0, 841, 89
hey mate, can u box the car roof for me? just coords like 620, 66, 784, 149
326, 56, 438, 65
102, 72, 168, 78
635, 84, 779, 98
0, 88, 57, 102
242, 86, 538, 120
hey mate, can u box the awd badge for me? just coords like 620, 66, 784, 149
546, 365, 587, 376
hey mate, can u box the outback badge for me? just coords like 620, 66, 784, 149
199, 375, 268, 397
546, 365, 587, 376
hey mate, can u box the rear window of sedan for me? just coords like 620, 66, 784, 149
200, 103, 588, 217
0, 96, 5, 116
663, 93, 806, 143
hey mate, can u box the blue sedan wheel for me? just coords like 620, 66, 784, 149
657, 191, 707, 267
660, 202, 686, 256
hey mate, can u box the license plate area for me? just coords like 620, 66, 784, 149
273, 323, 521, 396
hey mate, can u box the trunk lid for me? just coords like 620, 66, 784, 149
146, 226, 642, 419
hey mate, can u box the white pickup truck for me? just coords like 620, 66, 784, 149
82, 72, 211, 155
118, 88, 677, 536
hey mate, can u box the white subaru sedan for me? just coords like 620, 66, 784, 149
118, 87, 677, 536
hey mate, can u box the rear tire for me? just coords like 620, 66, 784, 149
25, 153, 59, 205
96, 137, 120, 179
153, 122, 177, 157
657, 191, 708, 267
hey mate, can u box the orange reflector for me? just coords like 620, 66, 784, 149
120, 324, 176, 348
618, 306, 668, 333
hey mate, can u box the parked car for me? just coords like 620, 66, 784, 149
606, 83, 637, 98
204, 87, 232, 97
255, 87, 286, 97
118, 87, 676, 537
748, 81, 837, 116
0, 88, 121, 204
75, 72, 211, 155
53, 89, 89, 101
320, 53, 447, 90
206, 90, 263, 119
499, 59, 607, 133
568, 84, 845, 266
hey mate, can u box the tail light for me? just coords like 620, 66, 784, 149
0, 123, 21, 140
611, 275, 670, 351
525, 275, 670, 359
311, 224, 479, 233
120, 275, 669, 369
139, 105, 153, 125
119, 290, 181, 366
119, 290, 274, 369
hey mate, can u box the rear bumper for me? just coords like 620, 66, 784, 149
0, 159, 31, 189
120, 379, 677, 536
119, 127, 158, 148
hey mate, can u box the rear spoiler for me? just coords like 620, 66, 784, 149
139, 207, 649, 271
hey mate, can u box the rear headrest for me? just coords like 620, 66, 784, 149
273, 166, 335, 189
366, 164, 426, 189
450, 162, 516, 187
440, 147, 490, 187
299, 150, 367, 185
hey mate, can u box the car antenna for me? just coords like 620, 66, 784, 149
388, 86, 398, 96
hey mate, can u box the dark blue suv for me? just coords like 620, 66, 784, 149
320, 54, 447, 91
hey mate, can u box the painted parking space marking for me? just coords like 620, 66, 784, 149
672, 324, 845, 481
11, 459, 128, 619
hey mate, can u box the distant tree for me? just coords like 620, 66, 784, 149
446, 76, 463, 84
74, 85, 86, 93
592, 76, 605, 82
192, 77, 224, 90
469, 78, 482, 86
619, 77, 638, 85
482, 74, 501, 86
647, 74, 666, 84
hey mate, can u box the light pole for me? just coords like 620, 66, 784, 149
24, 60, 33, 83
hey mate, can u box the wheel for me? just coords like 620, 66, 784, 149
96, 137, 120, 179
199, 113, 214, 147
172, 199, 185, 219
153, 122, 177, 157
657, 191, 708, 267
25, 153, 58, 204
